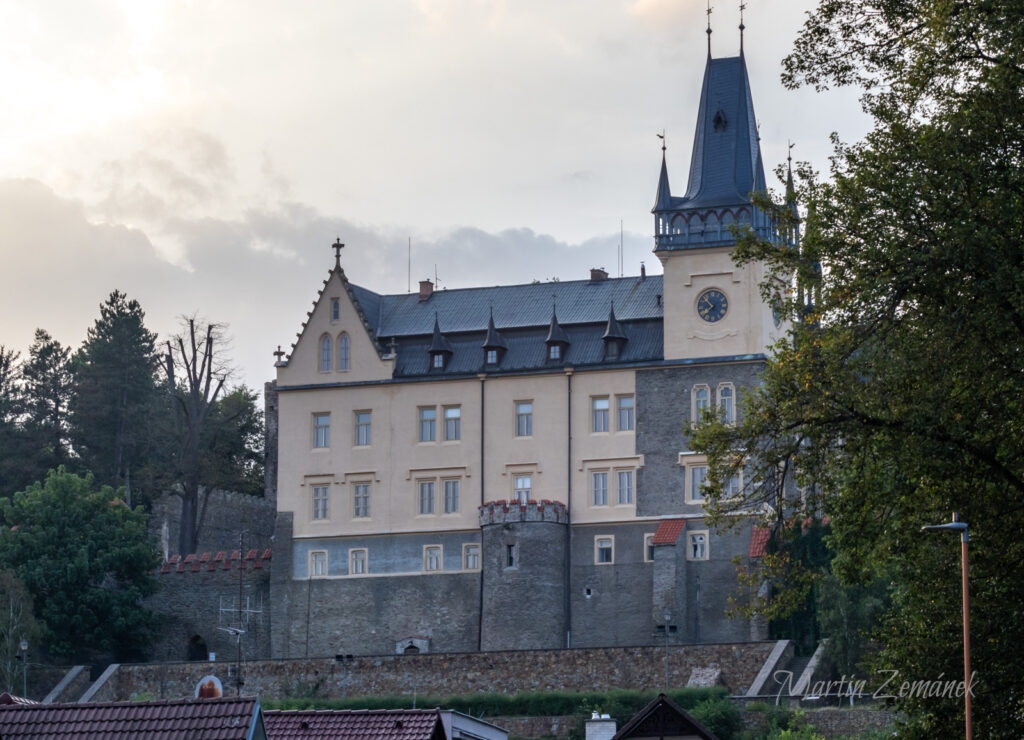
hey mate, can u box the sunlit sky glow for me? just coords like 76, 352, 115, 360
0, 0, 868, 392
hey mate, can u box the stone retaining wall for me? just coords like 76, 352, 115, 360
92, 642, 777, 702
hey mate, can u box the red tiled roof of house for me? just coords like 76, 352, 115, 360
263, 708, 446, 740
652, 518, 686, 545
749, 526, 770, 557
0, 696, 260, 739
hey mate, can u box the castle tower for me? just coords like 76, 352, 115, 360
479, 500, 568, 651
653, 48, 783, 361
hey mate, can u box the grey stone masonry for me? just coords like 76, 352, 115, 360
264, 380, 279, 507
481, 500, 568, 651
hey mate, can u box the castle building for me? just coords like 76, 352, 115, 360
268, 39, 785, 659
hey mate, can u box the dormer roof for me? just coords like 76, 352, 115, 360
429, 315, 454, 355
482, 310, 507, 350
602, 303, 628, 341
545, 309, 569, 346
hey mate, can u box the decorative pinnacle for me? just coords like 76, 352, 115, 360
332, 237, 344, 268
739, 1, 746, 51
657, 129, 666, 153
273, 345, 285, 362
706, 1, 713, 55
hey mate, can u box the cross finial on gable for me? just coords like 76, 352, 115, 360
333, 238, 345, 268
706, 1, 713, 55
273, 345, 285, 362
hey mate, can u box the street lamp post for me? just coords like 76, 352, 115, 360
663, 610, 671, 691
922, 512, 972, 740
18, 639, 27, 698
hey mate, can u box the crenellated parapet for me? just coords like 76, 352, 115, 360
478, 499, 568, 526
159, 548, 273, 574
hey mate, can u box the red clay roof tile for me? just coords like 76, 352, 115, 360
749, 526, 770, 557
263, 708, 445, 740
652, 518, 686, 545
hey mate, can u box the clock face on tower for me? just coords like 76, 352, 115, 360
697, 289, 729, 322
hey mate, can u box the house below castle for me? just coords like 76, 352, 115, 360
263, 36, 788, 659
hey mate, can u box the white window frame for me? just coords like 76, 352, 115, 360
463, 543, 481, 571
515, 401, 533, 437
592, 397, 610, 433
337, 332, 350, 371
616, 469, 634, 504
594, 535, 614, 565
592, 471, 609, 506
432, 353, 445, 369
349, 548, 368, 575
548, 344, 561, 360
313, 413, 330, 449
419, 406, 436, 442
309, 550, 327, 578
717, 383, 735, 424
688, 531, 709, 561
354, 411, 371, 446
418, 480, 435, 514
319, 335, 332, 373
692, 384, 711, 420
513, 475, 532, 504
443, 479, 460, 513
312, 485, 329, 520
617, 395, 635, 431
689, 463, 708, 503
423, 545, 442, 572
353, 482, 370, 518
444, 406, 461, 441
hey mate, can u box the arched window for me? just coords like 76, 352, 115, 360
718, 384, 735, 423
693, 385, 710, 420
319, 335, 331, 372
338, 333, 350, 371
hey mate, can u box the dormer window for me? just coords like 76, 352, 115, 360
432, 353, 446, 369
545, 307, 569, 363
428, 314, 453, 372
486, 349, 498, 365
482, 309, 507, 367
549, 344, 561, 361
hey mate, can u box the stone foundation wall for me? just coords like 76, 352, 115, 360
93, 642, 776, 702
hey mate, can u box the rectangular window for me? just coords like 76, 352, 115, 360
313, 414, 330, 448
444, 479, 460, 513
463, 543, 480, 570
419, 481, 435, 514
506, 543, 518, 568
353, 483, 370, 518
644, 533, 655, 562
592, 471, 608, 506
349, 548, 367, 575
690, 465, 708, 502
726, 473, 742, 497
549, 344, 561, 360
618, 395, 635, 431
592, 397, 610, 432
312, 485, 329, 520
516, 402, 533, 436
514, 475, 532, 504
595, 536, 614, 564
432, 353, 445, 369
486, 349, 498, 364
617, 470, 633, 504
424, 545, 442, 571
419, 407, 436, 442
355, 411, 371, 446
331, 299, 340, 321
444, 406, 461, 440
689, 532, 708, 560
310, 550, 327, 578
693, 385, 710, 419
718, 384, 735, 424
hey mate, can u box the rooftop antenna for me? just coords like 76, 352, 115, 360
619, 219, 624, 278
407, 237, 411, 293
739, 2, 746, 53
706, 1, 713, 56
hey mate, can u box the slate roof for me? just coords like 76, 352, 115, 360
263, 708, 446, 740
0, 696, 263, 740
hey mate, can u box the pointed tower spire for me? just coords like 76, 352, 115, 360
654, 132, 673, 212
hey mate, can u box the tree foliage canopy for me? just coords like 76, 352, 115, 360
694, 1, 1024, 736
0, 469, 160, 661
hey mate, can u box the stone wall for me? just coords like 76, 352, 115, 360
92, 641, 777, 702
145, 552, 272, 664
149, 488, 276, 559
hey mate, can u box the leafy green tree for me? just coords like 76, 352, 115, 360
0, 469, 160, 661
693, 1, 1024, 736
69, 291, 160, 501
20, 329, 72, 470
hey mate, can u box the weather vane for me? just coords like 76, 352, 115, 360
657, 129, 666, 152
706, 1, 713, 55
739, 2, 746, 51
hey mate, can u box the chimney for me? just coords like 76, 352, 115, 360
418, 280, 434, 301
585, 712, 617, 740
590, 267, 609, 282
641, 262, 647, 280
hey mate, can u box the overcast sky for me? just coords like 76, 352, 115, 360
0, 0, 869, 393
